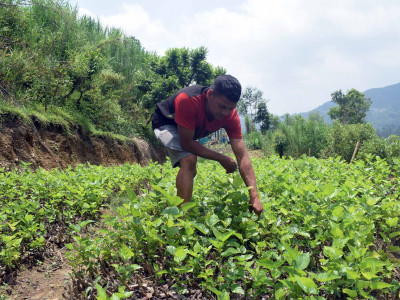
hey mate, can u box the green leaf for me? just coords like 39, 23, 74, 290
218, 290, 230, 300
370, 281, 393, 290
221, 247, 240, 257
295, 277, 318, 295
294, 253, 310, 270
212, 228, 234, 242
332, 238, 349, 249
96, 284, 108, 300
346, 269, 360, 280
332, 206, 344, 219
257, 258, 280, 270
79, 220, 94, 228
174, 247, 189, 264
231, 283, 245, 294
152, 185, 183, 206
126, 188, 137, 201
343, 288, 357, 298
386, 217, 398, 227
166, 245, 176, 255
192, 222, 210, 235
313, 272, 341, 282
163, 207, 180, 216
330, 223, 344, 238
118, 244, 134, 261
275, 288, 286, 299
281, 240, 299, 262
389, 246, 400, 252
181, 202, 197, 212
362, 272, 378, 280
193, 241, 202, 254
232, 174, 243, 187
323, 246, 343, 260
206, 214, 220, 227
210, 239, 224, 250
360, 258, 387, 270
348, 244, 366, 259
24, 214, 34, 223
389, 231, 400, 239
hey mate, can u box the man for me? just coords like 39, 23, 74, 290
151, 75, 263, 216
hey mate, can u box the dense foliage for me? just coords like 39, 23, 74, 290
243, 113, 400, 163
0, 162, 150, 280
0, 0, 224, 139
1, 157, 400, 299
328, 89, 372, 125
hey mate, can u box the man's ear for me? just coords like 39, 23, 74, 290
207, 89, 214, 98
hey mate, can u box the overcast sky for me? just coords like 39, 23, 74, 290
72, 0, 400, 115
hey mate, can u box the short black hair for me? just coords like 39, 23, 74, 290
211, 75, 242, 102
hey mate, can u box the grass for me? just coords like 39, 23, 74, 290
0, 100, 137, 144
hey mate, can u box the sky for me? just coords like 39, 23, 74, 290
72, 0, 400, 115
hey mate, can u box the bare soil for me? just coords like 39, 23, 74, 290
0, 118, 165, 171
2, 249, 71, 300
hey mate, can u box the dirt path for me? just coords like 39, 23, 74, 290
2, 250, 71, 300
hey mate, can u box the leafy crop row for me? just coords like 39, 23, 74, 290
0, 162, 156, 282
63, 156, 400, 299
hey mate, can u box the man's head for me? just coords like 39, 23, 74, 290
211, 75, 242, 102
207, 75, 242, 120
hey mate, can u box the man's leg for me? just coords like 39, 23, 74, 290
176, 154, 197, 204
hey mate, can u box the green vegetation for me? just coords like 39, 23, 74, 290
299, 83, 400, 138
328, 89, 372, 125
0, 0, 224, 140
243, 112, 400, 163
1, 157, 400, 299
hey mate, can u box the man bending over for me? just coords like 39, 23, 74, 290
151, 75, 263, 216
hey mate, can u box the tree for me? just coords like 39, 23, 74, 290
237, 86, 265, 118
268, 114, 281, 131
134, 47, 226, 110
327, 89, 372, 125
253, 102, 270, 133
244, 114, 256, 133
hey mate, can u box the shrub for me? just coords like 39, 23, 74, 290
320, 123, 377, 162
358, 135, 400, 164
244, 131, 263, 150
274, 131, 288, 158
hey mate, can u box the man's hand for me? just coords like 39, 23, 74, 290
249, 197, 263, 217
219, 155, 237, 173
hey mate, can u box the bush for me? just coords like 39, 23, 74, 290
273, 113, 330, 158
358, 135, 400, 164
320, 123, 377, 162
244, 131, 263, 150
274, 131, 288, 158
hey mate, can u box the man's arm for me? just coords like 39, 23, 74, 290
230, 138, 263, 216
178, 125, 237, 173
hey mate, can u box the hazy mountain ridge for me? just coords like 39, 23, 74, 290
298, 82, 400, 137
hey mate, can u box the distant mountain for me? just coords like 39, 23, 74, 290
298, 83, 400, 137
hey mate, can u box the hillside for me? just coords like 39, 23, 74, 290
0, 116, 166, 170
299, 82, 400, 137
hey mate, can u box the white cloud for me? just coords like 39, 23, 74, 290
77, 7, 95, 19
171, 0, 400, 114
77, 0, 400, 114
95, 4, 171, 52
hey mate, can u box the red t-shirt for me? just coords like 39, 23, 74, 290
174, 92, 242, 140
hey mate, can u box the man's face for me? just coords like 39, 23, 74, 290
207, 90, 237, 120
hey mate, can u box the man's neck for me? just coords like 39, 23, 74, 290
205, 95, 214, 121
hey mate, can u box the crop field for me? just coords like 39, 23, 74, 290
1, 156, 400, 299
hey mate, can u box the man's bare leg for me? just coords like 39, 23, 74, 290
176, 155, 197, 204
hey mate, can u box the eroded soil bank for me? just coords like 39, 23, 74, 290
0, 118, 166, 170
